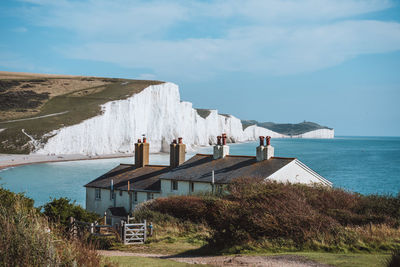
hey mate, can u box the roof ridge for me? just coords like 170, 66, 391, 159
226, 155, 256, 158
271, 157, 296, 160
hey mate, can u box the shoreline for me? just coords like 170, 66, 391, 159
0, 153, 135, 170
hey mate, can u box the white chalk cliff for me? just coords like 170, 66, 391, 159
36, 82, 334, 155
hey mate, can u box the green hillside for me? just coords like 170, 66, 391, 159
0, 72, 162, 154
242, 120, 332, 136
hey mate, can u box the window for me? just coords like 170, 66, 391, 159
134, 192, 138, 202
216, 184, 223, 194
95, 188, 101, 200
147, 192, 154, 200
171, 180, 178, 191
190, 182, 194, 193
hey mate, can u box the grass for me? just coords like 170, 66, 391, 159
107, 256, 210, 267
298, 252, 390, 267
0, 75, 162, 153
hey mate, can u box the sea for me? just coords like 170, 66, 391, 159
1, 136, 399, 207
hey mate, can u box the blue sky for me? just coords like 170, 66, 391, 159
1, 0, 399, 136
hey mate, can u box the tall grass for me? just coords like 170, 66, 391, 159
0, 187, 102, 266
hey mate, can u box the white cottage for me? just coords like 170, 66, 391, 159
85, 135, 332, 216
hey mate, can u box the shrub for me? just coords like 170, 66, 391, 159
42, 197, 100, 228
141, 178, 400, 250
0, 187, 102, 266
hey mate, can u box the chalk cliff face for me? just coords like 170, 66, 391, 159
36, 82, 334, 155
291, 129, 335, 139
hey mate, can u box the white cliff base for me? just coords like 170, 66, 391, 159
36, 82, 334, 155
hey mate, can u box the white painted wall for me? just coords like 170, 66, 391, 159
86, 187, 160, 215
160, 179, 213, 197
267, 159, 332, 186
86, 187, 114, 216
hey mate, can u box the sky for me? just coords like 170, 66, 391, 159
0, 0, 399, 136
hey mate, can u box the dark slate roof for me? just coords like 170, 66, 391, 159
159, 154, 295, 184
107, 207, 128, 217
85, 164, 170, 192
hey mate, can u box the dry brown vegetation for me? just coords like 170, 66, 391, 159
135, 179, 400, 253
0, 187, 107, 266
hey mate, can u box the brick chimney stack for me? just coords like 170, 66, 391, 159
170, 137, 186, 168
135, 137, 149, 167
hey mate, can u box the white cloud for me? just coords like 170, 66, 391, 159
19, 0, 400, 78
12, 27, 28, 33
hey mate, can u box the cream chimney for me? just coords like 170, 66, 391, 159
213, 134, 229, 159
264, 136, 274, 159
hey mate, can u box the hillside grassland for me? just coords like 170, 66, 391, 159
0, 72, 163, 154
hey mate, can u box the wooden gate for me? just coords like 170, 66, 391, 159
123, 220, 147, 245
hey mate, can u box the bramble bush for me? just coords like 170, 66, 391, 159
138, 178, 400, 251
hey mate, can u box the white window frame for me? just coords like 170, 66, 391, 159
171, 180, 178, 191
147, 192, 154, 200
95, 188, 101, 200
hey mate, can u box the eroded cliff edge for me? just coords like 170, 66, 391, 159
35, 82, 333, 155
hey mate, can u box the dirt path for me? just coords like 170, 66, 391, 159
1, 111, 69, 123
98, 250, 332, 267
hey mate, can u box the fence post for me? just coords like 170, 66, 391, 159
143, 220, 147, 243
122, 221, 126, 245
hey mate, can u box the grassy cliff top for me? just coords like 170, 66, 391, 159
242, 120, 332, 135
0, 71, 163, 154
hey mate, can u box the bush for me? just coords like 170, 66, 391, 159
42, 197, 100, 228
141, 178, 400, 250
0, 187, 102, 266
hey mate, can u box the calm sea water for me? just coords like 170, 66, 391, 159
1, 137, 399, 207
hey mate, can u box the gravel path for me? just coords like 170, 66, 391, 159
98, 250, 333, 267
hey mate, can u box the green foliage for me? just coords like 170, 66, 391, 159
42, 197, 99, 228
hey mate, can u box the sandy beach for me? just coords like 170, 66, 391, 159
0, 153, 133, 170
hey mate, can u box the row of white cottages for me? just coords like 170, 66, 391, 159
85, 135, 332, 219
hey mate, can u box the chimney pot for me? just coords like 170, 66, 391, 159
217, 136, 222, 145
266, 136, 271, 146
259, 136, 265, 146
143, 137, 147, 143
222, 135, 227, 145
137, 139, 141, 143
178, 137, 183, 144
